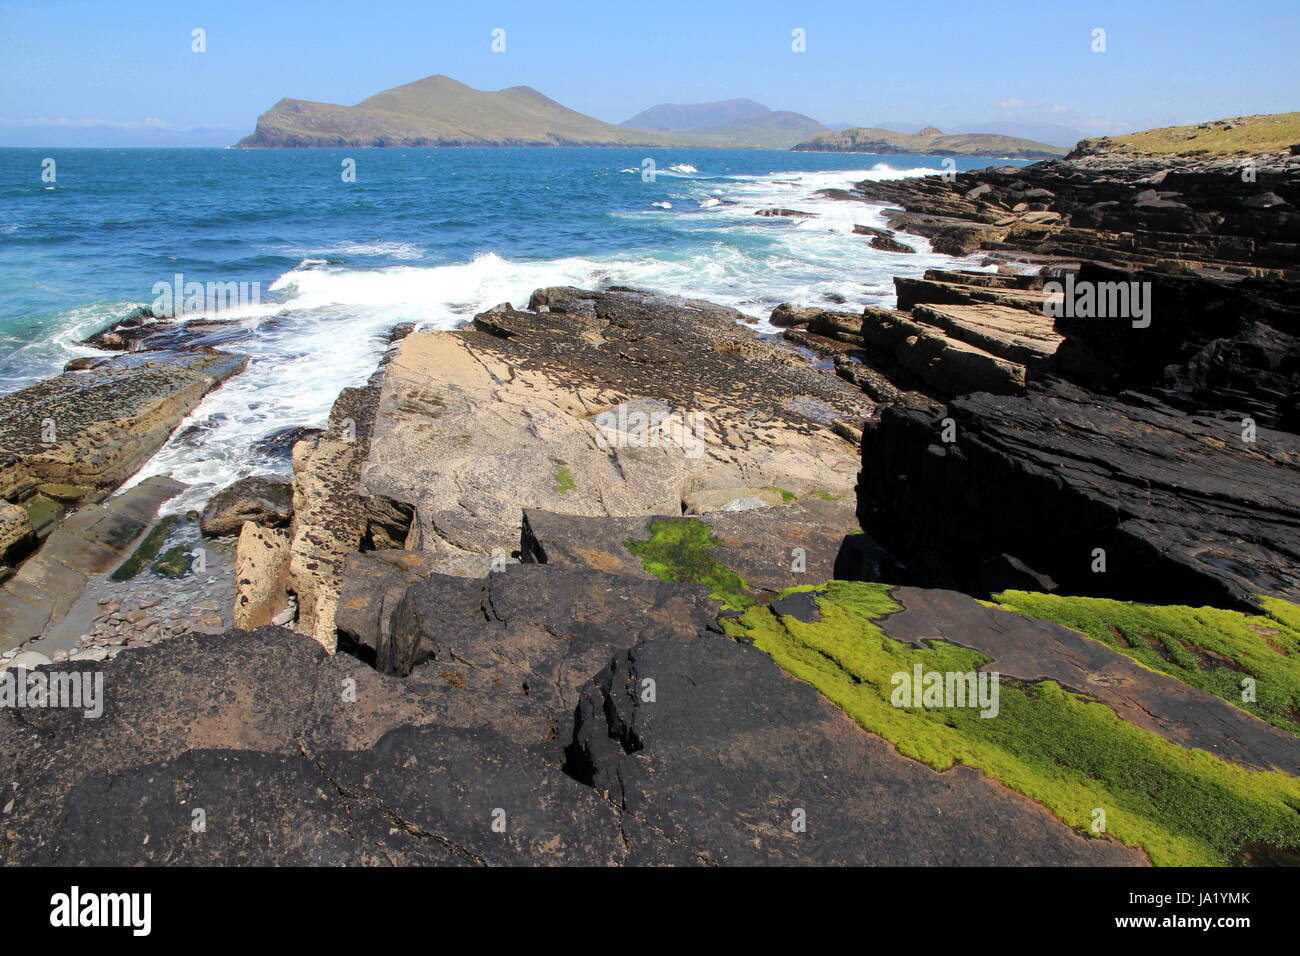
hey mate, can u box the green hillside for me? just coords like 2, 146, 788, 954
1072, 112, 1300, 157
793, 125, 1065, 158
236, 74, 677, 148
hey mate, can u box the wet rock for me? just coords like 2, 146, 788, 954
0, 348, 246, 494
869, 234, 916, 254
0, 477, 185, 649
251, 425, 324, 463
200, 475, 294, 536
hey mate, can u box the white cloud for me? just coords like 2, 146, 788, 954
997, 98, 1024, 110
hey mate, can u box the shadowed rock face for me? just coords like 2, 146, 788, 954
1051, 263, 1300, 430
858, 379, 1300, 612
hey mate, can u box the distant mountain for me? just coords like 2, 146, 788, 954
792, 126, 1065, 159
622, 99, 773, 131
621, 99, 827, 149
948, 121, 1088, 150
236, 74, 675, 148
832, 120, 1088, 149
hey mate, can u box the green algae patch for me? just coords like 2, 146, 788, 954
151, 544, 193, 579
21, 494, 64, 535
761, 486, 799, 503
990, 591, 1300, 736
551, 458, 576, 495
36, 483, 92, 503
110, 515, 180, 582
625, 518, 755, 611
724, 579, 1300, 866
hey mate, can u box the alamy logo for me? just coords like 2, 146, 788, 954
151, 272, 261, 318
591, 402, 708, 459
0, 668, 103, 718
891, 666, 1000, 718
1043, 274, 1151, 328
50, 886, 151, 936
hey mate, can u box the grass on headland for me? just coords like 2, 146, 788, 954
721, 581, 1300, 867
1078, 112, 1300, 156
990, 591, 1300, 736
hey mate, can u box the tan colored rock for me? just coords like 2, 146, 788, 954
360, 289, 869, 565
286, 386, 379, 651
860, 307, 1027, 397
911, 302, 1064, 366
0, 456, 36, 502
681, 487, 790, 514
233, 521, 292, 630
0, 503, 33, 562
0, 349, 246, 494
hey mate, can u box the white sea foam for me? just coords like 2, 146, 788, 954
121, 160, 981, 510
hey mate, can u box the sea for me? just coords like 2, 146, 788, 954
0, 147, 1027, 510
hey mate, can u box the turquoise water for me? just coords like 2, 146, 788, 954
0, 146, 1025, 503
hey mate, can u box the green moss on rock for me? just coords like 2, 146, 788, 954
551, 458, 576, 495
150, 544, 193, 579
110, 515, 180, 582
625, 517, 754, 611
20, 494, 64, 535
990, 591, 1300, 736
725, 580, 1300, 866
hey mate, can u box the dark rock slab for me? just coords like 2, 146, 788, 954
521, 499, 880, 593
334, 548, 495, 657
858, 379, 1300, 611
1051, 263, 1300, 430
565, 634, 1146, 865
318, 724, 632, 866
381, 566, 716, 740
21, 748, 428, 866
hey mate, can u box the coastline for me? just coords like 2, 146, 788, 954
2, 143, 1298, 866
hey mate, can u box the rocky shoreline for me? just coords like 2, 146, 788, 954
1, 146, 1298, 866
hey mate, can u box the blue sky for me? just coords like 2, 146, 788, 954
1, 0, 1296, 146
